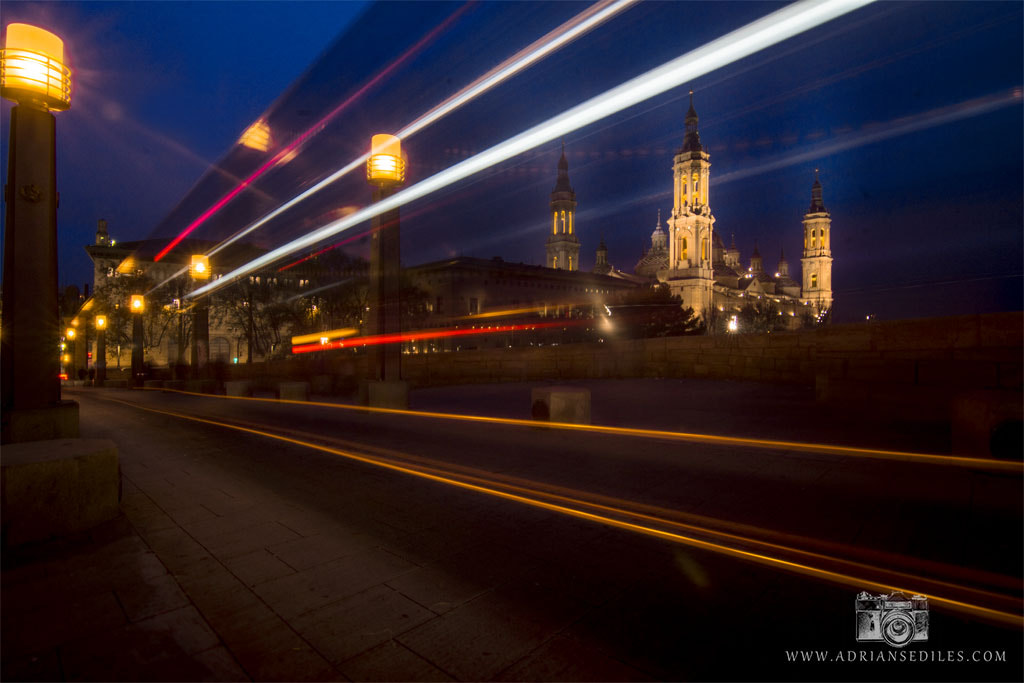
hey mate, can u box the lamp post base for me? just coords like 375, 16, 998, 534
1, 400, 79, 444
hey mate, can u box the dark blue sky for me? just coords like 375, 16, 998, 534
3, 1, 1021, 323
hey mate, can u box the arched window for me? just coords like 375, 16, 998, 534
560, 210, 566, 233
681, 237, 688, 261
810, 273, 818, 289
701, 238, 708, 261
568, 212, 573, 234
553, 255, 558, 269
552, 213, 557, 235
568, 255, 573, 270
692, 172, 700, 203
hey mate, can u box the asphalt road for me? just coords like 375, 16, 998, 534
69, 386, 1022, 681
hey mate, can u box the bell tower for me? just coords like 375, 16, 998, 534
664, 91, 715, 318
801, 169, 833, 311
546, 142, 580, 271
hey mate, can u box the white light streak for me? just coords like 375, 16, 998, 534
190, 0, 874, 299
204, 0, 639, 262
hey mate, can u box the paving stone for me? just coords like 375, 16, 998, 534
339, 640, 455, 682
223, 548, 298, 586
254, 547, 418, 620
202, 520, 303, 560
291, 584, 436, 664
2, 591, 127, 655
114, 569, 191, 622
496, 634, 653, 682
267, 531, 378, 571
396, 584, 582, 681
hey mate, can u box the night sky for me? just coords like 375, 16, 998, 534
2, 1, 1021, 324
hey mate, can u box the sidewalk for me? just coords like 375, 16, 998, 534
1, 378, 961, 681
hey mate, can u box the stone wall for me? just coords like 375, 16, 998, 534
229, 312, 1022, 417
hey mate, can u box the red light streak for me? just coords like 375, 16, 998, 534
292, 320, 574, 354
153, 3, 473, 263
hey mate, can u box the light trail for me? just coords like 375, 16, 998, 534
199, 0, 640, 267
291, 319, 576, 354
143, 386, 1021, 473
152, 3, 473, 263
98, 392, 1024, 627
290, 327, 360, 346
189, 0, 876, 300
714, 87, 1023, 186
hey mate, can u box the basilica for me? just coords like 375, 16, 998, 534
551, 93, 834, 326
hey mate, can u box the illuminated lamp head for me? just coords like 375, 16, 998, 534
65, 327, 76, 339
239, 119, 271, 151
366, 134, 405, 186
0, 23, 71, 110
130, 294, 145, 313
95, 315, 107, 330
190, 254, 210, 280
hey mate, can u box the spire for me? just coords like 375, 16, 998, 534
777, 247, 789, 277
729, 233, 737, 250
552, 142, 573, 194
809, 168, 826, 213
651, 210, 667, 251
681, 89, 702, 153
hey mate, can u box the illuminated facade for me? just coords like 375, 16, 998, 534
800, 171, 834, 310
620, 94, 835, 325
546, 143, 580, 271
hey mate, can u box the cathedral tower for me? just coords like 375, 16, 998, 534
664, 91, 715, 317
546, 143, 580, 270
800, 170, 833, 311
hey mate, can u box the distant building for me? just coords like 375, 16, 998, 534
546, 142, 580, 271
588, 92, 835, 325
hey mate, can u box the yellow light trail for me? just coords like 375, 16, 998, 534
290, 327, 360, 346
210, 413, 1023, 604
98, 392, 1024, 627
143, 386, 1022, 473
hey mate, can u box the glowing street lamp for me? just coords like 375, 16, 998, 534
0, 23, 71, 111
65, 327, 76, 340
130, 294, 144, 386
190, 254, 210, 279
366, 134, 405, 186
728, 316, 739, 333
190, 255, 210, 380
94, 315, 107, 385
1, 23, 79, 439
365, 134, 407, 407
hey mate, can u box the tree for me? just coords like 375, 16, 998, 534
608, 284, 700, 339
91, 274, 178, 363
737, 299, 789, 334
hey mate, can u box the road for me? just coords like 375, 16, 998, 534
65, 385, 1022, 681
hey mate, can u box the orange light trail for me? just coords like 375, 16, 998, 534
98, 392, 1024, 627
291, 327, 360, 346
152, 3, 473, 263
141, 387, 1024, 473
291, 320, 575, 354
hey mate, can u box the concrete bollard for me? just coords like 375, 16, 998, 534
225, 381, 252, 397
531, 386, 591, 424
278, 381, 310, 402
185, 379, 217, 394
311, 374, 333, 395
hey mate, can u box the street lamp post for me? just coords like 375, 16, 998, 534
130, 294, 144, 387
189, 254, 210, 380
365, 134, 407, 408
94, 314, 107, 385
0, 23, 75, 442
